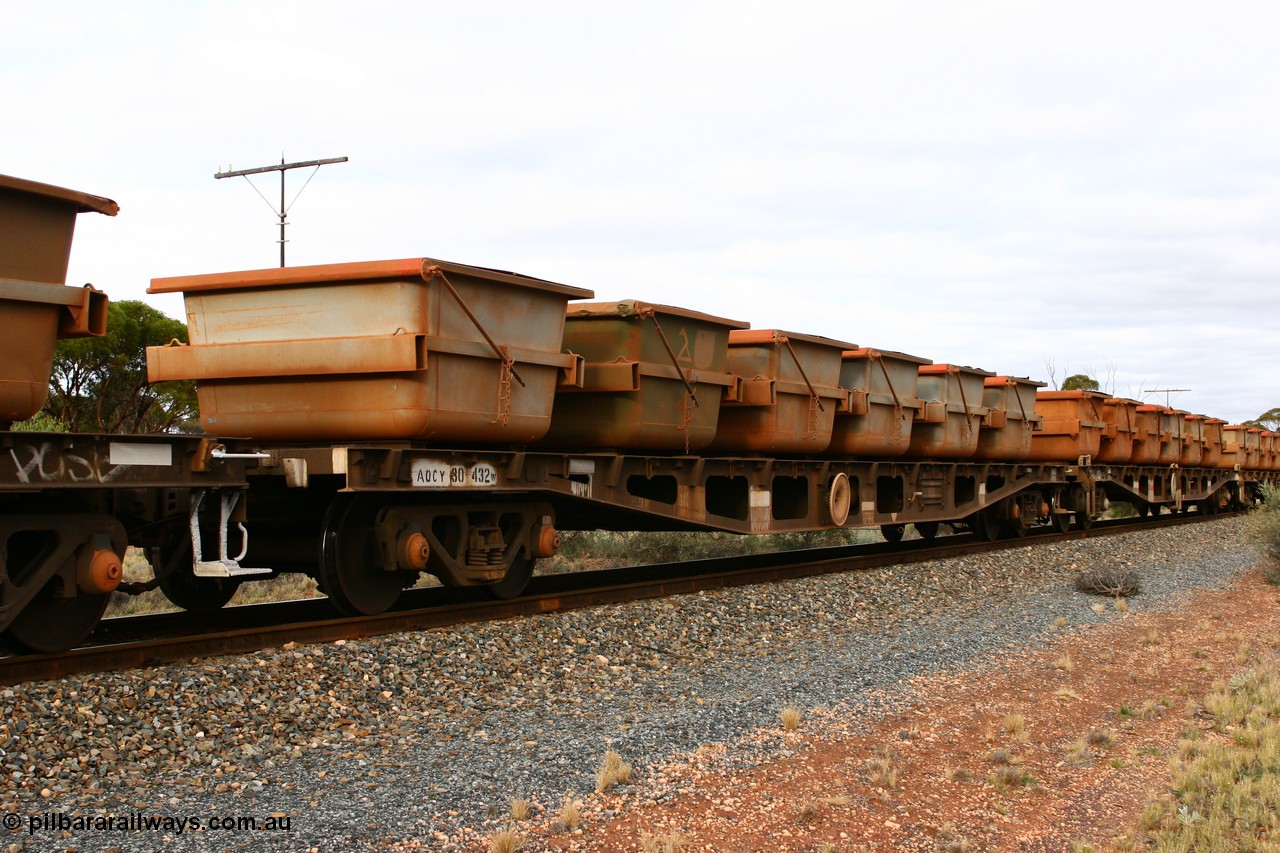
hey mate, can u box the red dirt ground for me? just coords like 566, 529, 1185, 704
499, 569, 1280, 852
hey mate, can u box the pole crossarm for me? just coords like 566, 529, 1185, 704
214, 157, 348, 180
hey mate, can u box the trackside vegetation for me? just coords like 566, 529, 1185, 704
1248, 484, 1280, 584
1114, 660, 1280, 852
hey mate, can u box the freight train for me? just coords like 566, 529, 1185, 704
2, 173, 1276, 653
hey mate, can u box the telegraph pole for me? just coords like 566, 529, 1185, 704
215, 156, 348, 267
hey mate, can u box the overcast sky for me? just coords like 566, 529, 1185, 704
4, 1, 1277, 422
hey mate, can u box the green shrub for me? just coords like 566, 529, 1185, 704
1248, 484, 1280, 584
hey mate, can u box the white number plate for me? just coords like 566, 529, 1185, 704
410, 459, 498, 488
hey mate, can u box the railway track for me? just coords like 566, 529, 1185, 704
0, 511, 1233, 686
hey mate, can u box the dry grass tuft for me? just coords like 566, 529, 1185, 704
488, 828, 522, 853
1055, 687, 1083, 700
509, 796, 530, 822
1115, 597, 1129, 613
656, 831, 688, 852
1054, 654, 1076, 673
989, 765, 1034, 791
797, 801, 822, 823
780, 705, 803, 731
1086, 729, 1114, 749
1065, 738, 1092, 767
866, 750, 901, 789
986, 747, 1017, 766
1002, 712, 1030, 744
1075, 566, 1140, 597
1136, 700, 1166, 721
936, 822, 974, 852
1143, 628, 1162, 646
1054, 616, 1068, 629
943, 765, 971, 782
555, 796, 582, 832
595, 749, 633, 793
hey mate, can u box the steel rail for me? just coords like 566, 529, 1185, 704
0, 511, 1233, 685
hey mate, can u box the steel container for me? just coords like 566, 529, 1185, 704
1256, 431, 1274, 471
1159, 409, 1187, 465
147, 257, 592, 442
1220, 425, 1249, 469
1179, 413, 1206, 467
827, 347, 930, 457
973, 376, 1044, 461
1200, 418, 1225, 469
905, 364, 993, 459
1095, 398, 1140, 464
537, 301, 747, 451
0, 175, 114, 422
706, 329, 854, 454
1024, 390, 1108, 462
1245, 428, 1263, 469
1131, 405, 1173, 465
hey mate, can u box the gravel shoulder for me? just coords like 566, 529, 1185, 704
0, 516, 1263, 852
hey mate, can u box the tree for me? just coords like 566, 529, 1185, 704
1062, 374, 1100, 392
1244, 407, 1280, 431
45, 300, 199, 434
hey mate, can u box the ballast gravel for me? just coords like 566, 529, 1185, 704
0, 516, 1261, 851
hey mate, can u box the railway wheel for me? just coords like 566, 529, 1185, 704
880, 524, 906, 543
3, 581, 110, 654
319, 497, 413, 616
1136, 502, 1150, 518
487, 554, 535, 599
1069, 487, 1093, 531
1050, 502, 1072, 533
154, 537, 240, 612
971, 508, 1001, 541
914, 522, 940, 540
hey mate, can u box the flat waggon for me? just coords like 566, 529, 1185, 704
2, 172, 1276, 650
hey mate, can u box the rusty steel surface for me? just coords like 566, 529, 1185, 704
0, 282, 108, 422
539, 300, 748, 450
907, 364, 993, 458
0, 174, 117, 286
146, 257, 592, 442
707, 329, 855, 454
0, 510, 1236, 686
829, 347, 930, 457
1025, 389, 1109, 462
1093, 398, 1140, 464
973, 375, 1045, 461
1131, 404, 1171, 465
1180, 413, 1207, 467
0, 174, 115, 422
1262, 431, 1279, 471
1200, 418, 1226, 469
1154, 407, 1185, 465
